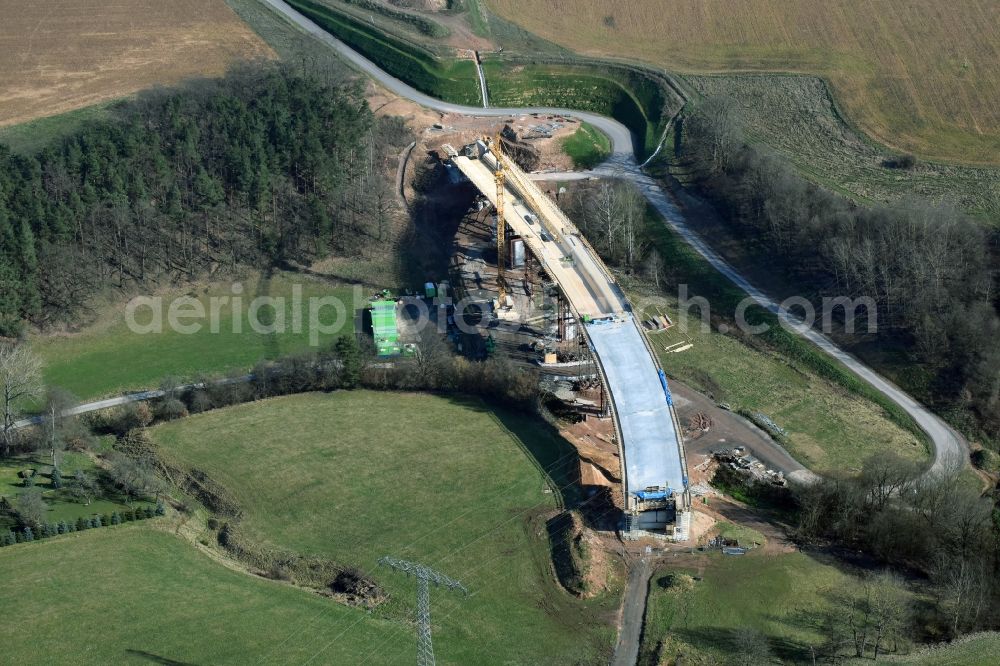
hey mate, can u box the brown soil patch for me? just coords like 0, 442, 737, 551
560, 414, 623, 508
0, 0, 272, 126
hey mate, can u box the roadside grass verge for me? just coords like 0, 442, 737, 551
561, 121, 611, 169
632, 208, 927, 473
482, 57, 672, 157
326, 0, 450, 39
31, 271, 366, 401
226, 0, 354, 75
151, 391, 619, 664
641, 552, 915, 664
281, 0, 677, 159
0, 526, 392, 664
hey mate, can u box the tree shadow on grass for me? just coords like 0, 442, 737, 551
434, 394, 584, 508
490, 407, 584, 508
763, 576, 939, 660
673, 625, 805, 663
124, 650, 199, 665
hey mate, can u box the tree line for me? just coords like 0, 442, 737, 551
680, 97, 999, 445
0, 63, 410, 336
794, 455, 999, 646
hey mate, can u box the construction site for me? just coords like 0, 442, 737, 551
416, 132, 694, 540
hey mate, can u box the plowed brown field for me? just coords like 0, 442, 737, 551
0, 0, 272, 126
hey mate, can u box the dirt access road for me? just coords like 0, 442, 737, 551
612, 556, 652, 666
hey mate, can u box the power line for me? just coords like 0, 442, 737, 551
377, 557, 468, 666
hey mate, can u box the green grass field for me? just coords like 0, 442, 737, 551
642, 552, 886, 664
30, 271, 365, 401
629, 205, 925, 473
651, 316, 924, 473
714, 521, 766, 548
482, 58, 673, 157
561, 121, 611, 169
150, 391, 619, 664
0, 526, 395, 664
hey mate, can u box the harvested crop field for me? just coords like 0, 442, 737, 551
0, 0, 272, 127
485, 0, 1000, 164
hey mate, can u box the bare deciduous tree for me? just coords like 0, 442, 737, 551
643, 247, 666, 289
731, 627, 772, 666
15, 487, 46, 527
0, 343, 43, 455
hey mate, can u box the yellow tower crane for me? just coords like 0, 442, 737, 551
492, 131, 507, 303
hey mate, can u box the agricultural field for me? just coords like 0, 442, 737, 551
150, 391, 619, 664
31, 271, 367, 401
0, 0, 271, 128
485, 0, 1000, 165
686, 75, 1000, 223
641, 551, 913, 664
0, 526, 391, 664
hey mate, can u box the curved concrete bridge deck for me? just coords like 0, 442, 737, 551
451, 144, 689, 535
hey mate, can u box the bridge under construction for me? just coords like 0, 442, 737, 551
447, 138, 691, 539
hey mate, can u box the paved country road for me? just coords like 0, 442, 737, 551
259, 0, 964, 478
9, 5, 964, 665
254, 5, 966, 665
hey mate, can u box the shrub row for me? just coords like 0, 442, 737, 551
120, 337, 539, 432
0, 502, 164, 547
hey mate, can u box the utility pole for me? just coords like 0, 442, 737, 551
378, 556, 468, 666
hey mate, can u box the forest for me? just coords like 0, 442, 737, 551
0, 64, 410, 336
679, 97, 1000, 447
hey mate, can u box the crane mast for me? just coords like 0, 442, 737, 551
492, 132, 507, 303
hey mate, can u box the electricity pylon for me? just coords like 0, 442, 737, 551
378, 556, 468, 666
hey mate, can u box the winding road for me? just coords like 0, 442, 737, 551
253, 5, 967, 663
260, 0, 964, 478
